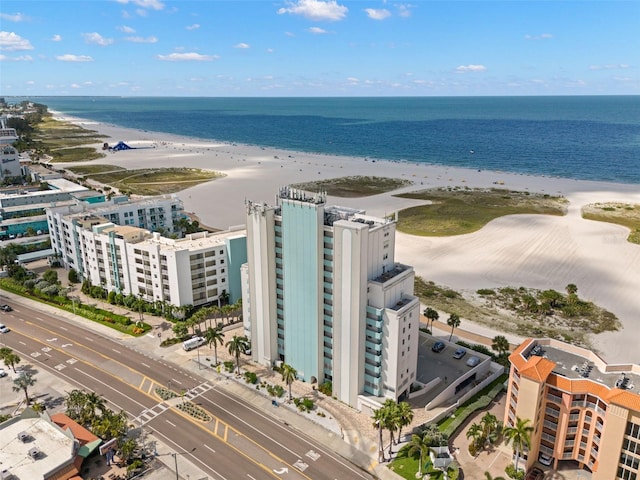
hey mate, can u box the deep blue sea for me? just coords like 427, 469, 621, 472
19, 96, 640, 184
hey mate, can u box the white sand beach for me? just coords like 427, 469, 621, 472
55, 113, 640, 363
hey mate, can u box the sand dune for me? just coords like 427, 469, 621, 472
55, 113, 640, 363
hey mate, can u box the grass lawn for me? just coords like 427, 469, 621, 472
68, 164, 127, 175
84, 167, 225, 195
291, 176, 413, 197
582, 202, 640, 244
389, 446, 455, 480
395, 187, 567, 236
33, 116, 108, 162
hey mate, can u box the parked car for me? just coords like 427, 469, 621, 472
1, 304, 12, 312
466, 355, 481, 367
538, 453, 553, 466
452, 348, 467, 359
0, 368, 6, 378
0, 323, 9, 333
525, 467, 544, 480
431, 341, 445, 353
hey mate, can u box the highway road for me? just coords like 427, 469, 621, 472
0, 300, 376, 480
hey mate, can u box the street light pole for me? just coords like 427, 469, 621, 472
169, 447, 195, 480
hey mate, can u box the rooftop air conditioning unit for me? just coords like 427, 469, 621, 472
28, 447, 41, 459
17, 431, 29, 442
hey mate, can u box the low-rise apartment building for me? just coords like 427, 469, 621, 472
47, 194, 184, 270
505, 338, 640, 479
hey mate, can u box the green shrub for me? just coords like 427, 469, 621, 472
317, 381, 332, 396
505, 464, 525, 479
223, 361, 234, 373
267, 384, 285, 398
243, 371, 258, 384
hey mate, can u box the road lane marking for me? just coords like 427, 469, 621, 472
166, 420, 176, 427
84, 337, 94, 342
141, 362, 150, 368
204, 444, 216, 454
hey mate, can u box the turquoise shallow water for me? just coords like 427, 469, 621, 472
20, 96, 640, 184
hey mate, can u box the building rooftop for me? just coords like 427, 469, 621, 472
371, 263, 411, 284
512, 339, 640, 404
0, 409, 77, 480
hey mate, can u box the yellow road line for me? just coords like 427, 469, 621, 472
20, 322, 311, 479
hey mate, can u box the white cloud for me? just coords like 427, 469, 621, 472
156, 52, 218, 61
0, 31, 34, 51
285, 31, 296, 37
234, 42, 250, 49
0, 54, 33, 62
524, 33, 553, 40
0, 12, 30, 22
82, 32, 114, 46
266, 48, 275, 53
589, 64, 630, 71
455, 64, 487, 73
186, 24, 200, 31
116, 0, 165, 10
118, 25, 136, 33
308, 26, 328, 34
125, 36, 158, 43
51, 34, 62, 42
365, 8, 391, 20
396, 4, 413, 18
26, 80, 35, 85
277, 0, 348, 21
56, 54, 94, 62
71, 83, 81, 89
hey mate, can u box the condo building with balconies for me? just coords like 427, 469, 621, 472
242, 187, 420, 409
505, 338, 640, 479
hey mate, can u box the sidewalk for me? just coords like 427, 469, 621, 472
2, 279, 521, 480
0, 286, 398, 479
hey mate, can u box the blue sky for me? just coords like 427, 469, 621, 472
1, 0, 638, 96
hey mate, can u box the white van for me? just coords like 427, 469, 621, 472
183, 336, 206, 351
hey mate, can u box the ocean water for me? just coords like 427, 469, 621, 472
22, 96, 640, 184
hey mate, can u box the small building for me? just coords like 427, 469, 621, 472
0, 407, 100, 480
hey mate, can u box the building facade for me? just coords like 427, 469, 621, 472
242, 187, 420, 408
47, 195, 184, 270
505, 338, 640, 479
46, 195, 246, 307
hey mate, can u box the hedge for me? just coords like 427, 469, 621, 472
439, 374, 507, 438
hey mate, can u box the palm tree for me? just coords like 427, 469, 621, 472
372, 405, 388, 462
503, 417, 533, 473
396, 401, 414, 444
382, 399, 400, 457
3, 351, 21, 373
13, 372, 36, 405
85, 391, 107, 424
119, 438, 138, 464
226, 335, 250, 374
423, 307, 439, 333
492, 335, 510, 357
466, 422, 483, 449
204, 325, 225, 365
480, 412, 499, 446
281, 363, 297, 401
447, 313, 461, 342
407, 433, 430, 477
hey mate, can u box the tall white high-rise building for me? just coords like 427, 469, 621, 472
242, 187, 420, 409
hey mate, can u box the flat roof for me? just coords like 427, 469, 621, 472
0, 412, 76, 479
521, 339, 640, 391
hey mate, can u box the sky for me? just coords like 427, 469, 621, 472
0, 0, 638, 97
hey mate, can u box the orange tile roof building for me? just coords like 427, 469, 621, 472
505, 338, 640, 480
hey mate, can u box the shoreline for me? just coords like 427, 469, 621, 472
49, 111, 640, 363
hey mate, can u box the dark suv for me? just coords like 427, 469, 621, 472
1, 305, 12, 312
432, 341, 445, 353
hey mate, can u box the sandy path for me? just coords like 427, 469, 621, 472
54, 113, 640, 363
